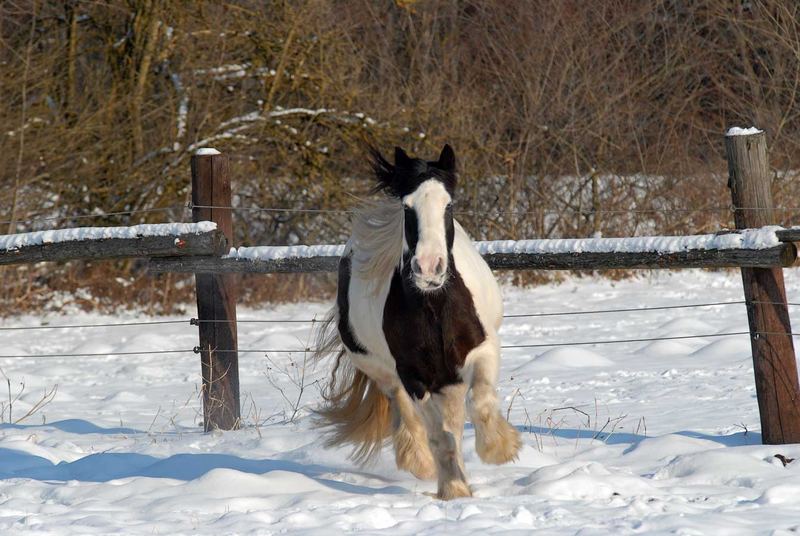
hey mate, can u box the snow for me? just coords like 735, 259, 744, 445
0, 222, 217, 251
227, 226, 784, 262
727, 126, 764, 136
228, 244, 345, 260
517, 347, 614, 369
3, 269, 800, 533
195, 147, 221, 156
477, 226, 782, 254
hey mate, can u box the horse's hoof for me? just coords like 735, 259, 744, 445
437, 479, 472, 500
476, 416, 522, 465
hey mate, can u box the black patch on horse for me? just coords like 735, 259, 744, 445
337, 254, 367, 354
403, 206, 419, 251
382, 256, 486, 399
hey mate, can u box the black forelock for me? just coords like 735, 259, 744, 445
368, 146, 457, 198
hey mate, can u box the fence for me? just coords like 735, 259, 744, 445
1, 130, 799, 445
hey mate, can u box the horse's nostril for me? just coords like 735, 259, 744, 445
434, 257, 445, 276
411, 257, 422, 275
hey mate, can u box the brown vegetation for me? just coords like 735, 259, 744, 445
2, 0, 800, 311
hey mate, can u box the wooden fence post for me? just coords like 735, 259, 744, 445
725, 129, 800, 444
192, 148, 240, 431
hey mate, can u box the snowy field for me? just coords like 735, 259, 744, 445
3, 269, 800, 534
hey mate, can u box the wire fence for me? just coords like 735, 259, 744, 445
4, 202, 800, 230
0, 330, 791, 360
1, 298, 799, 359
1, 201, 799, 361
188, 203, 800, 218
1, 300, 797, 332
0, 206, 187, 228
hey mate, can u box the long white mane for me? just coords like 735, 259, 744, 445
350, 197, 404, 287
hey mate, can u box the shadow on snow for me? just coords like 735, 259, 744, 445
0, 419, 406, 495
505, 424, 760, 448
0, 419, 140, 435
0, 419, 757, 493
0, 449, 407, 495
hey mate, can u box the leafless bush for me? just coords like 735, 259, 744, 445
262, 324, 320, 422
0, 367, 58, 424
3, 0, 800, 310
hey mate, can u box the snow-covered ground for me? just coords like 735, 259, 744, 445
3, 270, 800, 534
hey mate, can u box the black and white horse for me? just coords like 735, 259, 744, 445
316, 145, 520, 499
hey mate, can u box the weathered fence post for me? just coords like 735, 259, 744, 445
725, 128, 800, 444
192, 148, 240, 431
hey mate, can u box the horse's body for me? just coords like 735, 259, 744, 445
316, 146, 520, 499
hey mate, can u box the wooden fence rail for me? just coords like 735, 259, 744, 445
0, 228, 226, 266
148, 238, 797, 274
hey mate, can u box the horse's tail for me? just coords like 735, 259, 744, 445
313, 309, 392, 465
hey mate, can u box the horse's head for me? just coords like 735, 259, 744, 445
370, 144, 457, 292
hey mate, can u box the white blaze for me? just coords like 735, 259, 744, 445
402, 180, 452, 280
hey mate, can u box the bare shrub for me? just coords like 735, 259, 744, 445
2, 0, 800, 310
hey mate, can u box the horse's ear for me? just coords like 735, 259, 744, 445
394, 146, 412, 167
437, 144, 456, 172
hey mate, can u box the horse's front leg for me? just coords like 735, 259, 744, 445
467, 340, 521, 464
390, 386, 436, 480
418, 382, 470, 499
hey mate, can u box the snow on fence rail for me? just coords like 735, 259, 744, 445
0, 222, 225, 265
1, 222, 797, 272
148, 226, 799, 274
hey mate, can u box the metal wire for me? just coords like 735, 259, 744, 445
0, 205, 187, 227
504, 301, 744, 318
0, 317, 321, 332
2, 300, 799, 333
499, 331, 757, 349
189, 203, 352, 215
187, 330, 789, 353
188, 202, 800, 218
3, 200, 799, 230
504, 300, 800, 319
191, 318, 317, 325
503, 300, 800, 318
192, 301, 800, 323
1, 329, 793, 360
0, 349, 194, 359
0, 319, 189, 331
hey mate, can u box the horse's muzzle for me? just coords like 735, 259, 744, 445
413, 274, 446, 292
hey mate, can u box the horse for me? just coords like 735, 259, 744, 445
314, 144, 520, 499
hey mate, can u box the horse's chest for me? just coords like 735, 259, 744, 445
382, 269, 485, 399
